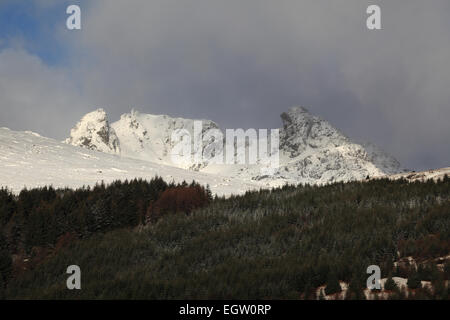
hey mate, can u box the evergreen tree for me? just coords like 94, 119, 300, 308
318, 289, 326, 300
324, 273, 341, 295
384, 275, 397, 291
302, 282, 314, 300
346, 275, 365, 300
0, 233, 7, 251
0, 275, 4, 299
0, 249, 12, 286
0, 188, 15, 227
407, 270, 422, 289
206, 184, 213, 201
444, 262, 450, 280
432, 277, 447, 300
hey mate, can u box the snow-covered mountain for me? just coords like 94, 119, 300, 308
65, 106, 404, 185
0, 127, 263, 196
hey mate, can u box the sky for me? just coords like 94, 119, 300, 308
0, 0, 449, 171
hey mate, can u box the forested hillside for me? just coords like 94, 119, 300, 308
0, 176, 449, 299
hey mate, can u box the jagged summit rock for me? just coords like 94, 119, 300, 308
275, 106, 402, 183
280, 106, 348, 157
65, 108, 120, 154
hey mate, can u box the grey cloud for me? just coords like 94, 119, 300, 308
0, 48, 88, 138
1, 0, 450, 170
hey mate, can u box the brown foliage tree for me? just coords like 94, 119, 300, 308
146, 186, 209, 223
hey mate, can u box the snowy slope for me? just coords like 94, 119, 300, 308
66, 106, 404, 186
385, 166, 450, 182
0, 127, 265, 196
110, 109, 220, 170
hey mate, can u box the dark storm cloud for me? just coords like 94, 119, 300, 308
0, 0, 449, 170
0, 48, 88, 138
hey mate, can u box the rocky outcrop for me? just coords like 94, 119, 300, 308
65, 108, 120, 154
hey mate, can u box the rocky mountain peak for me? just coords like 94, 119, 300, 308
280, 106, 348, 157
65, 108, 120, 154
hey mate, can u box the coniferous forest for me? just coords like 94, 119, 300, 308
0, 176, 449, 299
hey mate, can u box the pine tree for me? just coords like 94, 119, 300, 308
0, 277, 4, 299
302, 282, 314, 300
206, 184, 213, 201
325, 273, 341, 296
384, 275, 397, 291
444, 261, 450, 280
347, 276, 365, 300
407, 270, 422, 289
0, 249, 12, 286
318, 289, 326, 300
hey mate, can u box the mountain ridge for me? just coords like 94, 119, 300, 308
64, 106, 403, 185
